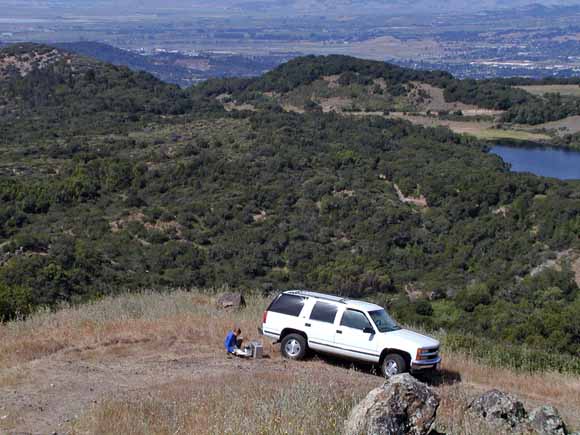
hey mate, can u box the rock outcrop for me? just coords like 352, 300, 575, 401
468, 390, 569, 435
344, 373, 439, 435
467, 389, 527, 428
528, 405, 567, 435
215, 292, 246, 310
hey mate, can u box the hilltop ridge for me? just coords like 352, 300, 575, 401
0, 289, 579, 434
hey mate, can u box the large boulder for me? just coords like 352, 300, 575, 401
528, 405, 568, 435
467, 389, 527, 428
344, 373, 440, 435
216, 292, 246, 310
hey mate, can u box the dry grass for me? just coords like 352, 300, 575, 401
2, 289, 579, 434
387, 113, 552, 141
518, 115, 580, 136
0, 366, 29, 388
442, 352, 580, 430
517, 85, 580, 97
71, 369, 376, 435
0, 288, 268, 369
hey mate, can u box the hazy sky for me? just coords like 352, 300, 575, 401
2, 0, 580, 17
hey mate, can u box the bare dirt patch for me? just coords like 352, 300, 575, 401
0, 48, 64, 79
413, 83, 486, 113
319, 96, 354, 113
223, 102, 257, 112
322, 74, 341, 89
281, 103, 305, 114
110, 212, 185, 239
394, 183, 428, 208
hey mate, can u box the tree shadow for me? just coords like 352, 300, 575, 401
417, 368, 462, 386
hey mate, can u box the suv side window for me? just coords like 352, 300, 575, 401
268, 294, 305, 317
340, 309, 372, 331
309, 301, 338, 324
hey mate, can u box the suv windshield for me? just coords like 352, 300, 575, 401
369, 309, 401, 332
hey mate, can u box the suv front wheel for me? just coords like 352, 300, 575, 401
280, 333, 307, 360
380, 353, 407, 378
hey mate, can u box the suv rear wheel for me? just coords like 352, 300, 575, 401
381, 353, 407, 378
280, 333, 307, 360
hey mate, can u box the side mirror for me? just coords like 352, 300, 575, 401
363, 327, 375, 334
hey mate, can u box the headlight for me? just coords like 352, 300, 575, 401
416, 347, 439, 361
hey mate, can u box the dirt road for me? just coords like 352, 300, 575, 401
1, 338, 307, 434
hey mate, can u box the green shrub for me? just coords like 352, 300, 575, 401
0, 282, 32, 321
455, 283, 492, 312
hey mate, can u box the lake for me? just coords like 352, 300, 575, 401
490, 145, 580, 180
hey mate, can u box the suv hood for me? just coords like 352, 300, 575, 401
382, 328, 439, 349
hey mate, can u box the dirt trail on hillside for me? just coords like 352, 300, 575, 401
0, 338, 293, 434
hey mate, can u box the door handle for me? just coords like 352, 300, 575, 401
336, 330, 342, 334
305, 323, 311, 327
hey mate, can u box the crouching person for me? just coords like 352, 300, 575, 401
224, 327, 245, 356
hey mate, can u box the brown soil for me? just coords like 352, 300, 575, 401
0, 338, 295, 434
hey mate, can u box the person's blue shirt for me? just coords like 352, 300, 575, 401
224, 331, 237, 353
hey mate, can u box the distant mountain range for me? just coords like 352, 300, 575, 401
3, 0, 580, 15
49, 42, 287, 87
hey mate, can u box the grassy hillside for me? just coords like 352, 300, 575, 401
1, 289, 579, 434
0, 45, 579, 361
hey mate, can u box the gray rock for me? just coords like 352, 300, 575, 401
344, 373, 440, 435
468, 389, 527, 428
528, 405, 567, 435
216, 292, 246, 310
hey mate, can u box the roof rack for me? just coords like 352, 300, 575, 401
284, 289, 348, 304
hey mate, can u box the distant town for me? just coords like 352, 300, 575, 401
0, 2, 579, 82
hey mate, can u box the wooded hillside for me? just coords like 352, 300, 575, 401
0, 45, 579, 360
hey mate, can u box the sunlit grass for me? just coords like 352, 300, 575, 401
2, 289, 579, 433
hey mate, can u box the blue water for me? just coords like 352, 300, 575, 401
491, 145, 580, 180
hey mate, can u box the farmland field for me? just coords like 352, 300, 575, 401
387, 113, 552, 142
517, 85, 580, 97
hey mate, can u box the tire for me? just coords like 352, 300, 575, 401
380, 353, 408, 378
280, 333, 307, 360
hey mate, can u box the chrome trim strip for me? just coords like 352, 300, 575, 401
263, 329, 280, 337
412, 356, 442, 366
309, 340, 380, 357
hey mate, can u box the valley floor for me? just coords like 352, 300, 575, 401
1, 290, 579, 434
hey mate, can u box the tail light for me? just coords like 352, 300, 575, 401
262, 310, 268, 324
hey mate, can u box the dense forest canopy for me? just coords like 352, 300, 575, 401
0, 44, 579, 360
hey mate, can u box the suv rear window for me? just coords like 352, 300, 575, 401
268, 294, 305, 317
309, 301, 338, 324
340, 309, 372, 330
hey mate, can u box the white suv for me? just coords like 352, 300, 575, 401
261, 290, 441, 378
